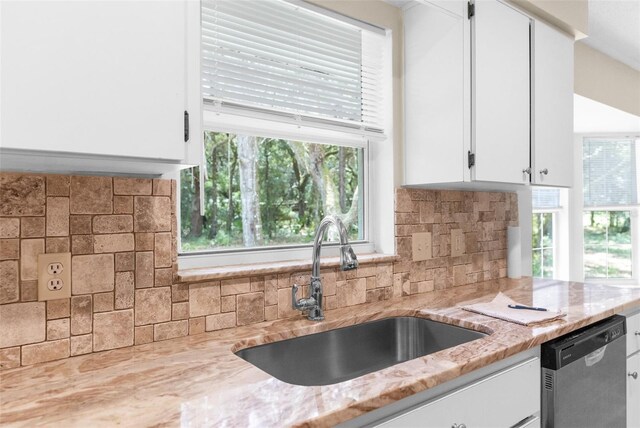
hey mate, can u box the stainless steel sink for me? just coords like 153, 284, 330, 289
235, 317, 487, 386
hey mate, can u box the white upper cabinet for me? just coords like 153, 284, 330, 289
532, 19, 574, 187
472, 0, 531, 184
404, 0, 469, 185
404, 0, 574, 189
0, 0, 202, 174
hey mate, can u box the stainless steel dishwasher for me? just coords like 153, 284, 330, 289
541, 315, 627, 428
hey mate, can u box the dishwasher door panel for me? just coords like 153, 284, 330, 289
542, 338, 626, 428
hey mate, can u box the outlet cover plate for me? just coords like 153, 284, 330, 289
412, 232, 432, 261
38, 252, 71, 301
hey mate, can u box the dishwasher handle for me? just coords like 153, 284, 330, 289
584, 345, 607, 367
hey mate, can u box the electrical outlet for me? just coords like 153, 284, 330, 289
412, 232, 432, 261
38, 252, 71, 301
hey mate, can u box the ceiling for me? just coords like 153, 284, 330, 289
384, 0, 640, 71
574, 94, 640, 133
580, 0, 640, 71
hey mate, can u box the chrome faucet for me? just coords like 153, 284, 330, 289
292, 215, 359, 321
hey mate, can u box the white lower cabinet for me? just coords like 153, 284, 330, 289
377, 357, 540, 428
628, 352, 640, 428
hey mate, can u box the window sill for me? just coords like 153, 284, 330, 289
176, 253, 398, 283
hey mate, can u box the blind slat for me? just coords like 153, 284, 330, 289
583, 138, 639, 207
201, 0, 385, 132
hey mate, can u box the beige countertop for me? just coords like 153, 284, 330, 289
1, 278, 639, 427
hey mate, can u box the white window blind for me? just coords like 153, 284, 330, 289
583, 138, 639, 207
532, 188, 561, 210
201, 0, 386, 135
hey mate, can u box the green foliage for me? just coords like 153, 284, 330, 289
181, 132, 362, 251
583, 210, 632, 278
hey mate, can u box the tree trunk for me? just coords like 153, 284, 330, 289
339, 147, 346, 212
189, 167, 203, 237
237, 135, 262, 247
208, 143, 219, 239
226, 139, 237, 236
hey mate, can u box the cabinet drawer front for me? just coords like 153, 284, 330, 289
628, 312, 640, 357
628, 353, 640, 428
379, 358, 540, 428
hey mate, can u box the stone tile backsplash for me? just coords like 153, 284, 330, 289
0, 172, 517, 369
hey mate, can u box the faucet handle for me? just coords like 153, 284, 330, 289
291, 284, 303, 310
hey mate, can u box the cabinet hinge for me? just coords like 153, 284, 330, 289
468, 151, 475, 168
467, 2, 475, 19
184, 110, 190, 142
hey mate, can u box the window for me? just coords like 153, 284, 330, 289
180, 0, 390, 260
532, 188, 560, 278
582, 137, 639, 280
180, 132, 364, 251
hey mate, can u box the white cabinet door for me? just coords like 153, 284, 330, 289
1, 1, 186, 161
472, 0, 531, 184
404, 0, 469, 185
629, 352, 640, 428
532, 19, 574, 187
378, 357, 540, 428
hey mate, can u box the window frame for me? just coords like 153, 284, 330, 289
176, 3, 395, 269
569, 133, 640, 285
531, 209, 557, 279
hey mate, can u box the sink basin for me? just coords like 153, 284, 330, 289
235, 317, 487, 386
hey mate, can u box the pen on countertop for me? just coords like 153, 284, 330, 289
508, 304, 548, 312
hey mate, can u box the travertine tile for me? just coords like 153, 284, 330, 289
0, 260, 19, 304
135, 232, 154, 251
20, 281, 38, 301
114, 196, 133, 214
154, 320, 188, 341
93, 310, 134, 352
47, 318, 70, 340
0, 174, 45, 216
47, 299, 70, 319
114, 178, 152, 196
237, 292, 264, 326
46, 175, 70, 196
93, 215, 133, 234
172, 302, 189, 320
221, 295, 236, 313
189, 282, 221, 317
189, 317, 205, 335
0, 218, 20, 238
250, 277, 265, 292
265, 305, 278, 321
135, 287, 171, 326
277, 288, 299, 319
154, 268, 173, 286
115, 272, 134, 310
71, 235, 93, 255
134, 326, 154, 345
135, 251, 154, 288
451, 229, 466, 257
115, 252, 135, 272
154, 232, 171, 268
21, 338, 69, 366
21, 217, 45, 238
0, 302, 45, 347
46, 197, 69, 236
70, 295, 92, 335
152, 179, 172, 196
376, 264, 394, 288
93, 233, 134, 253
70, 334, 92, 356
221, 278, 250, 296
205, 312, 236, 331
70, 176, 112, 214
172, 284, 188, 302
72, 254, 114, 294
265, 276, 278, 306
20, 239, 44, 281
45, 237, 70, 253
337, 278, 367, 307
134, 196, 171, 232
93, 292, 114, 313
0, 347, 21, 370
70, 215, 92, 235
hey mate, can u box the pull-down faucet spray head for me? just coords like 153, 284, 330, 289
340, 244, 359, 271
